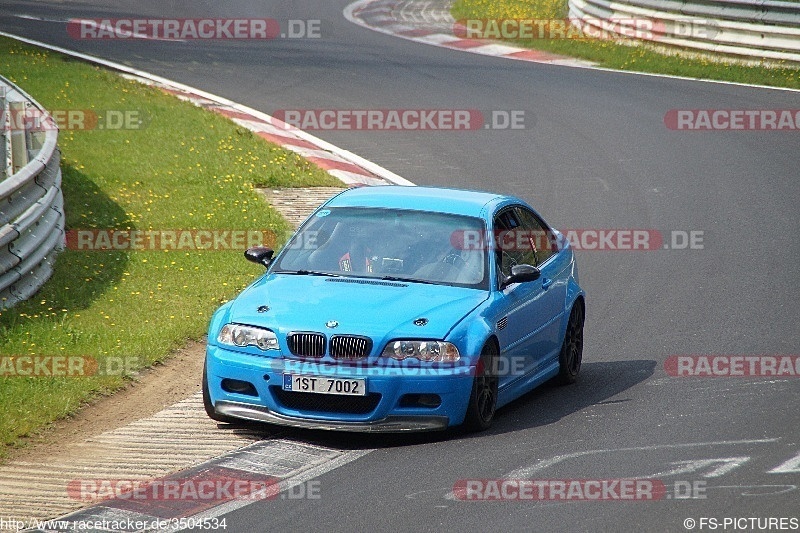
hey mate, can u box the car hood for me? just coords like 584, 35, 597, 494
227, 273, 488, 341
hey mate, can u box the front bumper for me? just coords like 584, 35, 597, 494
215, 401, 449, 432
206, 344, 475, 431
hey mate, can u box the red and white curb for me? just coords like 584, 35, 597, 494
344, 0, 595, 68
0, 31, 414, 189
146, 82, 400, 187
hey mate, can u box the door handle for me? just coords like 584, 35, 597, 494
542, 277, 553, 290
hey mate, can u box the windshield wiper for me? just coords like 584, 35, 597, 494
277, 270, 342, 278
278, 270, 435, 285
379, 275, 437, 285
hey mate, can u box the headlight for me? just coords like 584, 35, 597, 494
381, 340, 460, 362
218, 324, 279, 351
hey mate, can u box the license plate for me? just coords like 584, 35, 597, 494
282, 374, 366, 396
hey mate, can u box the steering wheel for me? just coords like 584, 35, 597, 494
442, 250, 467, 267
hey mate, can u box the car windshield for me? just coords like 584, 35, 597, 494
273, 207, 488, 289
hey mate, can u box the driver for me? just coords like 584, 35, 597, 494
308, 221, 374, 273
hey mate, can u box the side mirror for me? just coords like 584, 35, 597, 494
501, 264, 540, 289
244, 247, 274, 268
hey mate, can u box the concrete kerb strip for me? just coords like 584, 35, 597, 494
38, 436, 372, 533
0, 394, 267, 524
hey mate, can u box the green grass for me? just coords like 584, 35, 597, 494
452, 0, 800, 89
0, 36, 341, 459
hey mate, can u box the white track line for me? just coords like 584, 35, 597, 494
505, 437, 780, 480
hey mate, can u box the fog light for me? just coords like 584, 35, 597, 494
221, 378, 258, 396
399, 393, 442, 408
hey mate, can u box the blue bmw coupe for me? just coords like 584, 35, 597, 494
203, 186, 585, 432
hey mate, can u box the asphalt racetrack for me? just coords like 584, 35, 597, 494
1, 1, 798, 530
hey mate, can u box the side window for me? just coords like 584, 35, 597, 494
493, 209, 530, 280
515, 207, 556, 266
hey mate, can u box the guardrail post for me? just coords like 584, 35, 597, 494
1, 87, 11, 181
9, 101, 28, 174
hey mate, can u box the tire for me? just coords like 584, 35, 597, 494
202, 361, 238, 423
462, 341, 499, 432
557, 301, 584, 385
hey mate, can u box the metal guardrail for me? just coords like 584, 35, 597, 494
569, 0, 800, 63
0, 75, 65, 309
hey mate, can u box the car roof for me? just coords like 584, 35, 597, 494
323, 186, 514, 218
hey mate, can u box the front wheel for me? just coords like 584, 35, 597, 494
557, 301, 584, 385
462, 341, 499, 432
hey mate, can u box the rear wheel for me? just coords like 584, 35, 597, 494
557, 301, 584, 385
463, 341, 499, 432
202, 361, 238, 423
